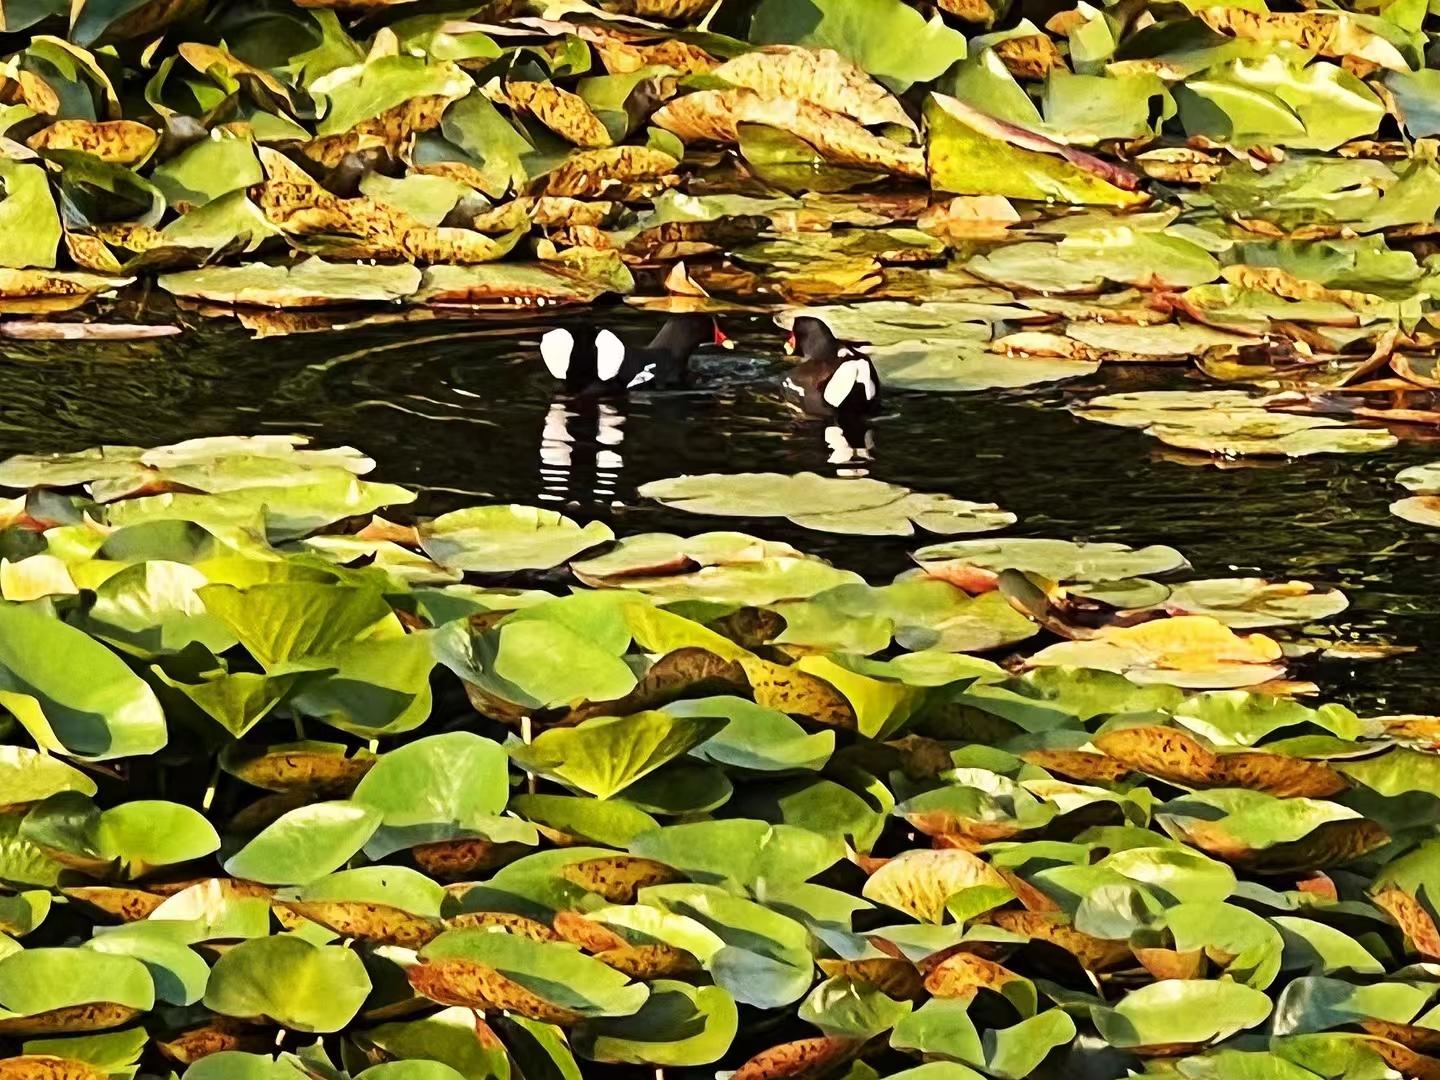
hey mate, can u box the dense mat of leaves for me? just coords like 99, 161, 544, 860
0, 435, 1436, 1079
3, 0, 1440, 452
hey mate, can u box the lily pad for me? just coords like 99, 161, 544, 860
640, 473, 1015, 537
419, 506, 615, 574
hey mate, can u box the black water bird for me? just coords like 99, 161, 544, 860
781, 316, 881, 420
540, 314, 731, 396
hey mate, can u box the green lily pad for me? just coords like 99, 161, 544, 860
1157, 579, 1348, 629
158, 260, 421, 308
419, 506, 615, 574
511, 711, 727, 800
202, 936, 370, 1032
223, 800, 380, 885
640, 472, 1014, 537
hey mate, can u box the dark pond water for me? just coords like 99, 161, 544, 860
9, 304, 1440, 714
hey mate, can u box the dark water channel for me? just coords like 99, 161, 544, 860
8, 305, 1440, 714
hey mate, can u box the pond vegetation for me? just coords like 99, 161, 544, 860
6, 0, 1440, 1077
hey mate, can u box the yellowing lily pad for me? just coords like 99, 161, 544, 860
1026, 616, 1286, 688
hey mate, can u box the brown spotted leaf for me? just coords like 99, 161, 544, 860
277, 900, 442, 948
552, 911, 628, 952
817, 957, 924, 1000
542, 146, 680, 198
502, 83, 611, 148
985, 911, 1133, 972
447, 911, 561, 942
0, 1004, 144, 1037
1373, 887, 1440, 961
29, 121, 156, 165
154, 1019, 273, 1065
993, 34, 1066, 79
924, 950, 1028, 1000
408, 960, 585, 1025
0, 1058, 108, 1080
302, 96, 453, 168
741, 656, 858, 730
559, 855, 681, 903
711, 47, 914, 130
1132, 946, 1208, 981
224, 745, 375, 794
1178, 816, 1388, 872
61, 886, 165, 922
653, 90, 925, 178
593, 943, 700, 979
565, 648, 749, 725
731, 1036, 863, 1080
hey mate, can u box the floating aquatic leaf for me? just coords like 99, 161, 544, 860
1027, 616, 1287, 688
202, 936, 369, 1032
639, 473, 1014, 537
158, 260, 421, 308
419, 506, 614, 573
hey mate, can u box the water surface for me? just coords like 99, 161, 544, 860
10, 306, 1438, 713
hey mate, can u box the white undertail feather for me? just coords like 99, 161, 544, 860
824, 357, 874, 408
540, 328, 573, 379
627, 363, 656, 389
595, 329, 626, 381
855, 360, 877, 400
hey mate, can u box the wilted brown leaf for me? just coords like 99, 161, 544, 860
741, 655, 858, 729
653, 90, 925, 178
552, 911, 627, 952
713, 47, 914, 131
993, 34, 1067, 79
448, 911, 561, 941
1197, 8, 1409, 70
1017, 748, 1129, 784
409, 960, 584, 1024
1178, 816, 1388, 872
1373, 887, 1440, 960
985, 910, 1133, 971
939, 0, 1001, 23
924, 950, 1028, 999
29, 120, 156, 164
582, 26, 717, 75
0, 1058, 107, 1080
226, 746, 374, 794
302, 96, 453, 168
99, 0, 203, 41
277, 900, 443, 948
596, 0, 715, 16
565, 648, 749, 725
817, 957, 925, 1000
0, 270, 131, 301
559, 855, 681, 903
62, 885, 165, 921
731, 1036, 863, 1080
0, 1004, 144, 1037
416, 838, 529, 877
1094, 725, 1347, 797
502, 82, 611, 148
1362, 1037, 1440, 1080
62, 233, 122, 274
595, 943, 701, 979
155, 1019, 272, 1065
1133, 946, 1208, 981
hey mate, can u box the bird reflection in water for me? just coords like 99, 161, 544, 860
538, 399, 627, 509
824, 420, 875, 472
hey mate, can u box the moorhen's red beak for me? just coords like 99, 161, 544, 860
712, 321, 733, 349
784, 332, 796, 356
